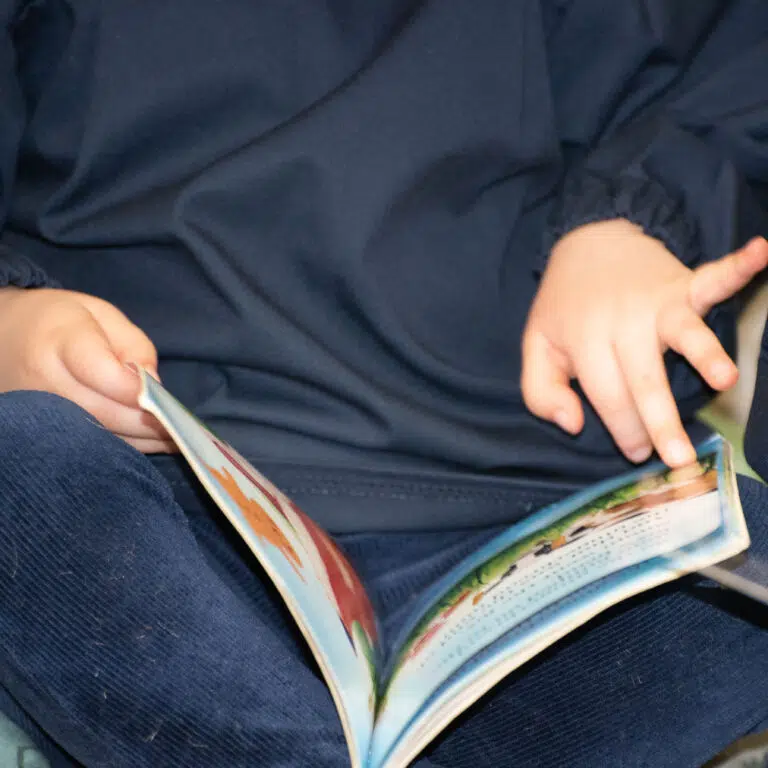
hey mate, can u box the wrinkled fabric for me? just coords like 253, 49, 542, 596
0, 2, 765, 532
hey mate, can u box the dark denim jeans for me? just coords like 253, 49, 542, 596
3, 390, 768, 767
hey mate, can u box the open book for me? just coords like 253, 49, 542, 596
137, 370, 749, 768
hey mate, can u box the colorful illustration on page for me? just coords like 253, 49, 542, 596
206, 463, 305, 579
398, 455, 718, 664
210, 438, 378, 661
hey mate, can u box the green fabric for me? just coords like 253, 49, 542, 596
697, 406, 761, 481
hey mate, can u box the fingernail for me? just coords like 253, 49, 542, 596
627, 445, 652, 463
666, 439, 695, 467
124, 362, 139, 376
554, 409, 573, 434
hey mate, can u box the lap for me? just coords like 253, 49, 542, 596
344, 480, 768, 768
0, 392, 350, 766
2, 391, 768, 767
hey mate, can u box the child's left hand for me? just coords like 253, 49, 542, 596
521, 219, 768, 467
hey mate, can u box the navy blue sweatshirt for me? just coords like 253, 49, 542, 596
1, 0, 767, 530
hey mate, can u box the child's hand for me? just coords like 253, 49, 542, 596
521, 220, 768, 467
0, 287, 176, 453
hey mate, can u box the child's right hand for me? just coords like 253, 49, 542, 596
0, 287, 176, 453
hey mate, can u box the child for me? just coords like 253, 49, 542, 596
1, 1, 767, 765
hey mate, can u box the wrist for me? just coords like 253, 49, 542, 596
547, 218, 691, 289
552, 218, 643, 251
0, 285, 24, 305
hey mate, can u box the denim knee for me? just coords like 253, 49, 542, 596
0, 390, 172, 524
0, 389, 110, 445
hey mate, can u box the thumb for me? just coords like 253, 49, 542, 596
689, 236, 768, 316
62, 298, 158, 407
521, 328, 583, 435
79, 296, 159, 371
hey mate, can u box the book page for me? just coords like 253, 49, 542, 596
137, 371, 378, 768
369, 438, 748, 768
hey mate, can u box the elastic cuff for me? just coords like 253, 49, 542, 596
0, 244, 58, 288
540, 170, 700, 274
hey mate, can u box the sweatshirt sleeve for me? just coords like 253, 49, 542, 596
0, 1, 55, 288
543, 0, 768, 269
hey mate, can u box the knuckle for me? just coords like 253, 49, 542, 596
677, 313, 706, 340
613, 425, 649, 457
18, 343, 58, 384
635, 389, 666, 425
589, 389, 642, 441
521, 381, 549, 417
660, 307, 702, 346
589, 383, 627, 421
657, 302, 685, 331
628, 366, 659, 399
679, 326, 716, 362
521, 372, 561, 420
620, 435, 652, 460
